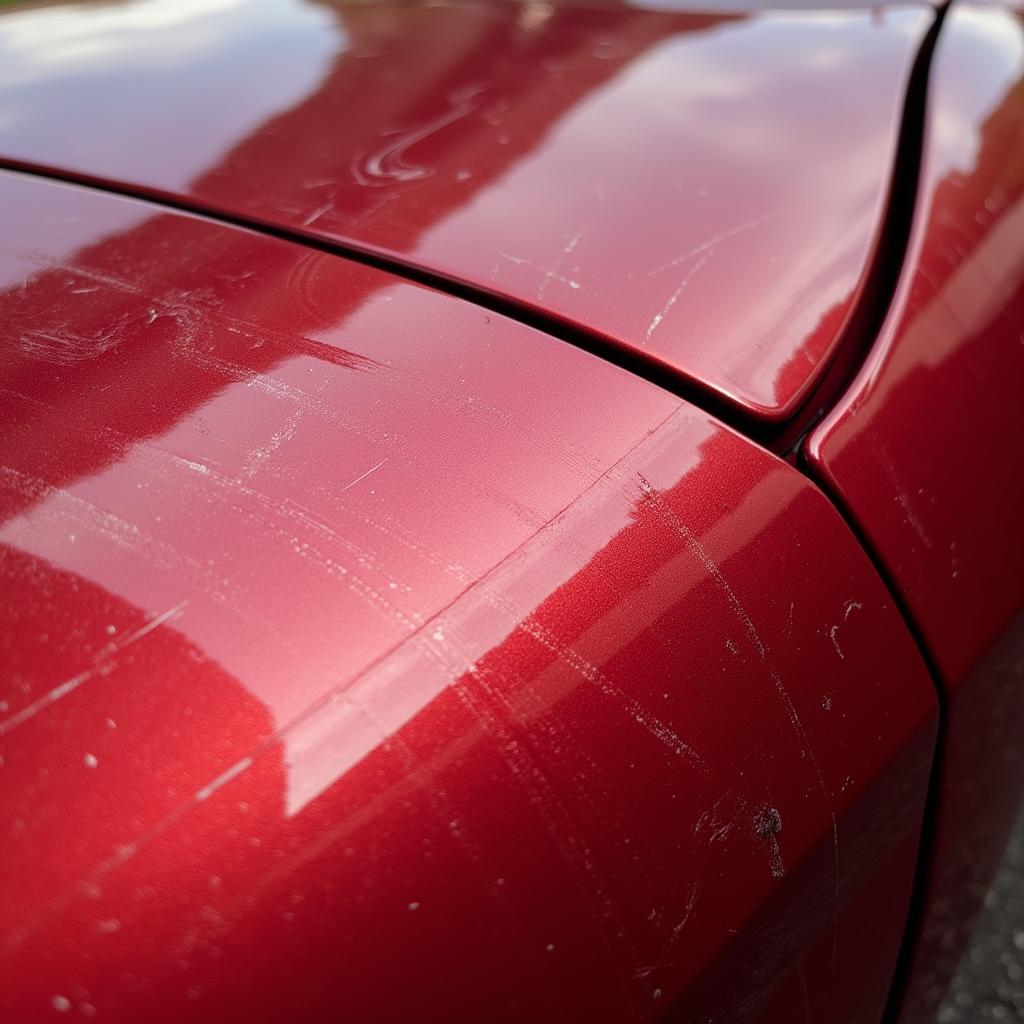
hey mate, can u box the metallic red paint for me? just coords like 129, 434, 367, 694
805, 4, 1024, 1019
0, 0, 935, 422
0, 173, 937, 1022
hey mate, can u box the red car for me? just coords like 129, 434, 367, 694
0, 0, 1021, 1021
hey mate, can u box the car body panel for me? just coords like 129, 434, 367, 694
804, 4, 1024, 1019
0, 0, 935, 422
0, 173, 938, 1022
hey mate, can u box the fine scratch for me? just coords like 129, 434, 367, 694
240, 404, 306, 481
648, 207, 788, 277
195, 757, 254, 802
538, 225, 589, 300
0, 600, 188, 737
636, 474, 840, 963
342, 457, 388, 493
562, 226, 587, 257
301, 198, 336, 228
499, 251, 581, 294
829, 625, 845, 660
644, 252, 711, 343
830, 600, 862, 660
518, 613, 710, 777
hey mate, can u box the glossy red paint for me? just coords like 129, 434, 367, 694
804, 4, 1024, 1019
0, 0, 935, 422
0, 173, 938, 1022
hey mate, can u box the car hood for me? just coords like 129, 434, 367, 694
0, 0, 934, 421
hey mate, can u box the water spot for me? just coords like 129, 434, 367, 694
408, 901, 421, 911
52, 996, 71, 1012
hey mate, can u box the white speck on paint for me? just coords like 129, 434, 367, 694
84, 753, 98, 768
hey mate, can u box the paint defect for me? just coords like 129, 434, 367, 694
756, 806, 786, 879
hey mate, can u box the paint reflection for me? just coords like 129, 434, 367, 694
0, 0, 934, 414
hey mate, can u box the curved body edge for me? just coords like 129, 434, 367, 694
805, 5, 1024, 1018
